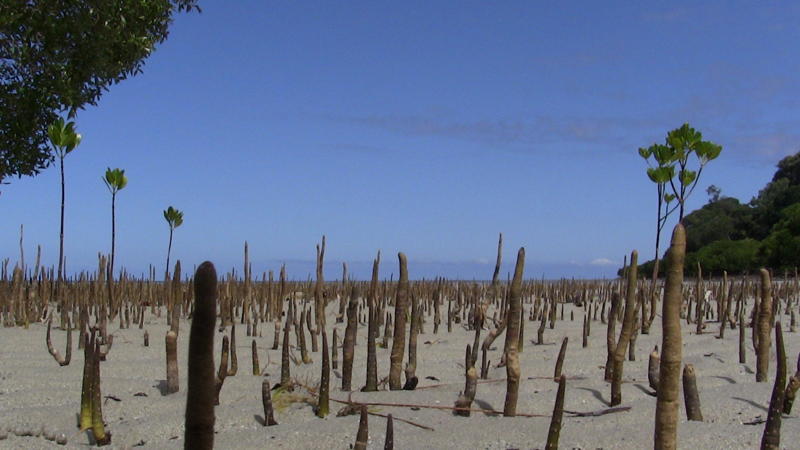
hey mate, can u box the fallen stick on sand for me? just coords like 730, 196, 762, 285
330, 396, 550, 418
564, 406, 631, 417
416, 375, 589, 391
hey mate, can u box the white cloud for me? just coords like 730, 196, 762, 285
589, 258, 616, 266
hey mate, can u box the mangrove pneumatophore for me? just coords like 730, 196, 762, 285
503, 247, 525, 417
184, 261, 217, 450
654, 224, 686, 450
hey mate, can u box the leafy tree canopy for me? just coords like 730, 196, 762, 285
749, 154, 800, 238
0, 0, 199, 186
772, 152, 800, 186
759, 203, 800, 271
681, 197, 754, 253
626, 149, 800, 276
685, 238, 761, 276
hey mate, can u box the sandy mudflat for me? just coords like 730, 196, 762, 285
0, 301, 798, 449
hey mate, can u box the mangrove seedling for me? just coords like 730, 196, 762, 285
163, 206, 184, 278
102, 167, 127, 304
638, 124, 722, 331
48, 117, 81, 291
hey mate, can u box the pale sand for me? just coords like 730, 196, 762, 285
0, 302, 798, 449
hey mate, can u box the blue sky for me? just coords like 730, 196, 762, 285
3, 2, 800, 280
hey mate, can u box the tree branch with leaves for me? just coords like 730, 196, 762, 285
48, 117, 81, 287
163, 206, 184, 278
639, 123, 722, 266
103, 168, 127, 304
0, 1, 200, 192
638, 124, 721, 331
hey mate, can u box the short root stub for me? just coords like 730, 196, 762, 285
354, 405, 369, 450
682, 364, 703, 421
454, 367, 478, 417
262, 378, 278, 426
648, 346, 660, 393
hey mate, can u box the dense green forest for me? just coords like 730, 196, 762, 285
629, 151, 800, 277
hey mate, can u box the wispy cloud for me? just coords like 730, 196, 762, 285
589, 257, 617, 267
674, 66, 800, 124
330, 113, 659, 150
328, 109, 800, 167
339, 114, 529, 144
729, 131, 800, 159
323, 57, 800, 163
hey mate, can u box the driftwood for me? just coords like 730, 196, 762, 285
298, 382, 435, 431
564, 406, 631, 417
330, 398, 434, 431
744, 417, 767, 425
417, 375, 587, 391
331, 396, 549, 418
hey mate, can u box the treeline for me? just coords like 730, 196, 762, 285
628, 151, 800, 277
